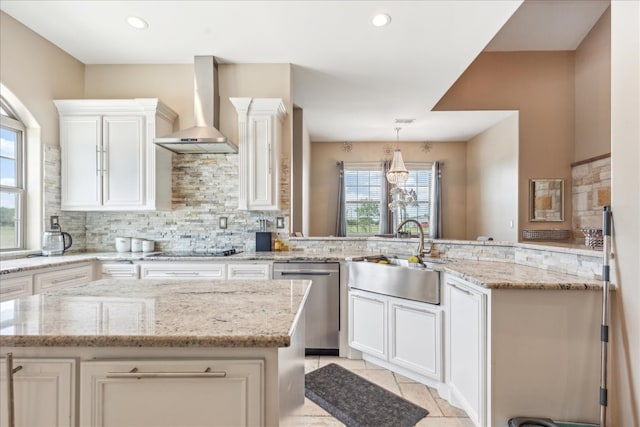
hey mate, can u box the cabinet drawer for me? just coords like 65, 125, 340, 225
34, 264, 94, 293
101, 263, 139, 279
140, 263, 226, 280
227, 263, 270, 280
80, 359, 263, 426
0, 274, 32, 301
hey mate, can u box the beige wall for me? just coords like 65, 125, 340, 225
611, 1, 640, 425
0, 11, 85, 249
84, 64, 193, 131
309, 140, 467, 238
301, 115, 311, 237
466, 113, 519, 241
575, 7, 611, 162
292, 107, 304, 233
435, 51, 575, 239
0, 11, 85, 146
292, 107, 312, 236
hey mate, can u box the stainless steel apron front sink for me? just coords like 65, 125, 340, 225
347, 260, 440, 305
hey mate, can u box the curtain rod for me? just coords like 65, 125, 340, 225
336, 160, 444, 166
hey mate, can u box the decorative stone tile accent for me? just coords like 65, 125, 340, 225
572, 156, 611, 242
43, 145, 86, 252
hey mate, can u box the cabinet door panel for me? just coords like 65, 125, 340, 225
249, 116, 272, 207
389, 300, 442, 381
446, 277, 486, 426
0, 274, 32, 302
60, 116, 102, 208
0, 359, 75, 427
81, 360, 263, 427
348, 291, 386, 358
102, 116, 145, 207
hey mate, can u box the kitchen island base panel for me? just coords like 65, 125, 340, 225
2, 344, 304, 427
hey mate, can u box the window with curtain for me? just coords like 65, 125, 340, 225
1, 99, 25, 251
344, 162, 432, 236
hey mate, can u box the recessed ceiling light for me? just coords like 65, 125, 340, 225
127, 16, 148, 30
372, 13, 391, 27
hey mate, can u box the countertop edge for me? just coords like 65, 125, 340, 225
0, 334, 292, 348
443, 265, 609, 290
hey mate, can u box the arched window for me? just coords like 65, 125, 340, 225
1, 98, 26, 250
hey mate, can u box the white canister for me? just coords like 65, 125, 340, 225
142, 240, 155, 253
115, 237, 131, 253
131, 238, 143, 252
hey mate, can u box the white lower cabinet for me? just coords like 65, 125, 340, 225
0, 358, 75, 427
80, 359, 263, 427
33, 263, 94, 293
139, 262, 226, 280
445, 274, 487, 427
348, 289, 442, 381
348, 290, 387, 359
389, 298, 442, 381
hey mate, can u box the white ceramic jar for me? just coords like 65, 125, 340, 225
142, 240, 155, 252
115, 237, 131, 252
131, 238, 143, 252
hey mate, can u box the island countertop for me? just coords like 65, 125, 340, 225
0, 278, 311, 348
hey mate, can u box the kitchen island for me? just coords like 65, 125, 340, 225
0, 278, 312, 426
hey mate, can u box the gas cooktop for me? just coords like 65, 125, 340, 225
146, 248, 242, 257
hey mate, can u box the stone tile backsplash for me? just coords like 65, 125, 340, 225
85, 153, 290, 252
44, 145, 86, 252
572, 156, 611, 242
43, 146, 289, 253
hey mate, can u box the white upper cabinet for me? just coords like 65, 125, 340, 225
54, 99, 177, 211
230, 98, 287, 211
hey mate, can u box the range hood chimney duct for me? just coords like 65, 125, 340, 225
154, 56, 237, 154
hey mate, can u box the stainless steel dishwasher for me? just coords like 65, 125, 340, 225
272, 262, 340, 355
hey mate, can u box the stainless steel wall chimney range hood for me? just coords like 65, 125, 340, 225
154, 56, 238, 154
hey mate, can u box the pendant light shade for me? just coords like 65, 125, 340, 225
386, 128, 409, 184
386, 149, 409, 184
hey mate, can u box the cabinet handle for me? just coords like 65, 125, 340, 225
95, 146, 101, 175
6, 353, 23, 427
268, 143, 272, 174
165, 272, 200, 276
447, 281, 473, 296
102, 148, 108, 175
107, 367, 226, 379
51, 274, 86, 285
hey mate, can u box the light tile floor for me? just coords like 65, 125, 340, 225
288, 356, 474, 427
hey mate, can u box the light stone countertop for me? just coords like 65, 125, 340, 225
0, 278, 311, 348
443, 260, 605, 290
0, 251, 376, 275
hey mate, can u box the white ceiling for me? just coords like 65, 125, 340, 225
0, 0, 609, 142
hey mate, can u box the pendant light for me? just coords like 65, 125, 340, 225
386, 127, 409, 184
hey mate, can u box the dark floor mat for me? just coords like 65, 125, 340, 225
305, 363, 428, 427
